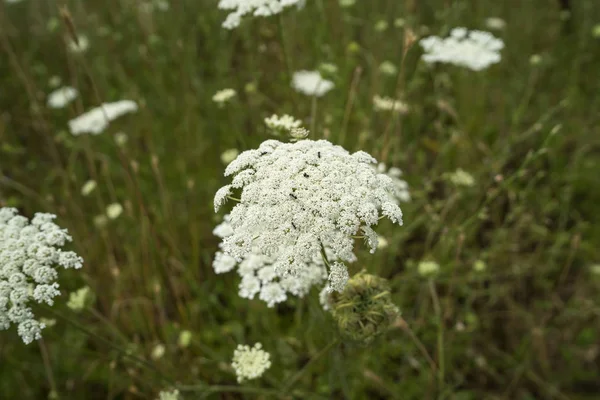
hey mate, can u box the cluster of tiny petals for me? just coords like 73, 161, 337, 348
231, 342, 271, 383
0, 208, 83, 344
420, 27, 504, 71
264, 114, 303, 134
292, 70, 334, 97
218, 0, 301, 29
214, 140, 403, 294
213, 218, 333, 307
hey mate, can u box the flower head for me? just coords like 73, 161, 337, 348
68, 35, 89, 53
420, 28, 504, 71
231, 342, 271, 383
373, 95, 409, 113
214, 139, 403, 295
264, 114, 303, 135
47, 86, 78, 109
0, 208, 83, 344
213, 88, 236, 105
157, 389, 180, 400
218, 0, 302, 29
68, 100, 138, 135
292, 70, 334, 97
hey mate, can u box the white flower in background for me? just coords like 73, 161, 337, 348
376, 163, 411, 203
213, 88, 236, 105
5, 0, 25, 5
214, 139, 404, 296
231, 342, 271, 383
48, 76, 62, 88
157, 389, 180, 400
264, 114, 302, 134
420, 28, 504, 71
47, 86, 78, 109
0, 208, 83, 344
66, 286, 93, 312
319, 286, 332, 311
377, 236, 388, 249
68, 35, 89, 53
418, 260, 440, 277
473, 260, 487, 272
373, 95, 409, 114
221, 148, 240, 165
448, 168, 475, 187
292, 70, 334, 97
485, 17, 506, 31
106, 203, 123, 219
68, 100, 139, 135
114, 132, 128, 147
339, 0, 356, 7
178, 330, 192, 348
151, 343, 166, 360
379, 61, 398, 76
218, 0, 301, 29
81, 180, 97, 196
529, 54, 542, 66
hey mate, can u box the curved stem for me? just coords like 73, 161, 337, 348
281, 338, 340, 394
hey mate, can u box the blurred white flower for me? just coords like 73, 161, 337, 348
376, 163, 411, 203
151, 343, 166, 360
114, 132, 128, 147
231, 342, 271, 383
66, 286, 93, 312
373, 95, 409, 113
68, 35, 89, 53
213, 88, 236, 105
473, 259, 487, 272
93, 215, 108, 228
292, 70, 334, 97
420, 28, 504, 71
418, 260, 440, 277
68, 100, 138, 135
48, 76, 62, 88
264, 114, 302, 134
106, 203, 123, 219
157, 389, 180, 400
379, 61, 398, 76
377, 236, 388, 249
178, 330, 192, 348
339, 0, 356, 7
485, 17, 506, 31
5, 0, 25, 4
214, 139, 403, 297
81, 180, 97, 196
218, 0, 302, 29
47, 87, 78, 109
220, 148, 240, 165
529, 54, 542, 66
0, 208, 83, 344
448, 168, 475, 187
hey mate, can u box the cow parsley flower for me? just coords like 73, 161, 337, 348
485, 17, 506, 31
292, 70, 334, 97
218, 0, 301, 29
68, 100, 139, 135
68, 34, 89, 53
47, 86, 78, 109
0, 208, 83, 344
214, 139, 403, 295
213, 88, 236, 106
157, 389, 180, 400
373, 95, 409, 114
420, 28, 504, 71
231, 342, 271, 383
264, 114, 302, 135
376, 163, 411, 202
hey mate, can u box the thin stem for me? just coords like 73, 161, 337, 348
42, 306, 174, 385
281, 338, 340, 394
428, 279, 445, 391
319, 241, 331, 268
310, 94, 318, 138
227, 195, 241, 202
38, 339, 60, 399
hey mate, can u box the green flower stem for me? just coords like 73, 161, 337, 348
281, 338, 340, 394
428, 279, 445, 391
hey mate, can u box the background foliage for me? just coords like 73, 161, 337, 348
1, 0, 599, 399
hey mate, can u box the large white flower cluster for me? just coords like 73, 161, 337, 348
214, 139, 404, 299
231, 342, 271, 383
419, 27, 504, 71
218, 0, 302, 29
291, 70, 335, 97
0, 208, 83, 344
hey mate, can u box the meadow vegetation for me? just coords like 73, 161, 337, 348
1, 0, 599, 399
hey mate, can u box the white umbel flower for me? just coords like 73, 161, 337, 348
231, 342, 271, 383
264, 114, 303, 134
373, 95, 409, 113
0, 208, 83, 344
420, 28, 504, 71
157, 389, 180, 400
47, 86, 78, 109
214, 139, 403, 294
292, 70, 334, 97
68, 100, 138, 135
376, 163, 411, 202
213, 88, 236, 105
218, 0, 301, 29
68, 35, 89, 53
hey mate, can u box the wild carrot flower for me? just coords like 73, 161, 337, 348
372, 95, 409, 114
67, 34, 89, 53
231, 342, 271, 383
0, 208, 83, 344
420, 28, 504, 71
218, 0, 302, 29
214, 139, 404, 296
485, 17, 506, 31
68, 100, 138, 135
212, 88, 236, 106
418, 260, 440, 277
292, 70, 334, 97
264, 114, 303, 135
47, 86, 78, 109
157, 389, 180, 400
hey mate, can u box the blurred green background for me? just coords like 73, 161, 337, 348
1, 0, 599, 399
